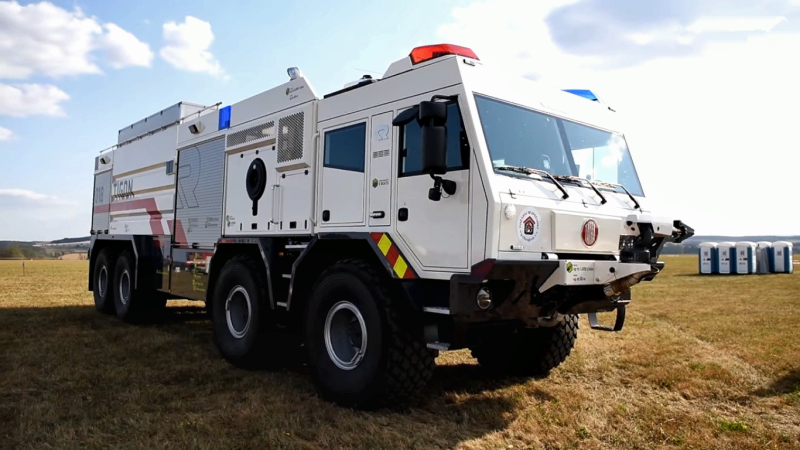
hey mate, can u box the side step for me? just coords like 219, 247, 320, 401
587, 305, 626, 332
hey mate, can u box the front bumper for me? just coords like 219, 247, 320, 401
449, 258, 659, 324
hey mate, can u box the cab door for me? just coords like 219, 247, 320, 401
395, 102, 470, 270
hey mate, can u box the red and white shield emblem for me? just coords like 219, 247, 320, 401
582, 219, 598, 247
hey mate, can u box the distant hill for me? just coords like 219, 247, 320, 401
50, 236, 91, 244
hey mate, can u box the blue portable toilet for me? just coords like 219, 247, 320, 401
734, 242, 757, 274
716, 242, 735, 274
756, 242, 772, 273
698, 242, 717, 274
772, 241, 794, 273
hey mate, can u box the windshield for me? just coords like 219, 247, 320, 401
474, 94, 644, 196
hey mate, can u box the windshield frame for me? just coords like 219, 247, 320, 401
472, 92, 645, 197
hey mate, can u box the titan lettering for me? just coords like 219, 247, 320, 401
112, 180, 134, 200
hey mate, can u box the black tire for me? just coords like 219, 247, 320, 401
93, 248, 116, 314
113, 250, 146, 322
211, 255, 276, 369
471, 315, 579, 377
304, 259, 435, 409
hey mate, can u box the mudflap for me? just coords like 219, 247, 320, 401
587, 304, 626, 332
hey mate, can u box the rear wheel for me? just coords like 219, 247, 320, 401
93, 248, 116, 314
304, 260, 435, 409
471, 315, 579, 377
113, 250, 144, 322
211, 255, 277, 368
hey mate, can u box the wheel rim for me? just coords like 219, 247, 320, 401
225, 286, 252, 339
119, 270, 131, 305
324, 301, 368, 371
98, 266, 108, 298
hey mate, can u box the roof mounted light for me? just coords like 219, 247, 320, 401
563, 89, 599, 102
287, 67, 303, 80
409, 44, 479, 65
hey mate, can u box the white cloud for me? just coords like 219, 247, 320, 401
0, 127, 14, 141
0, 188, 83, 240
100, 23, 154, 69
0, 83, 70, 117
0, 1, 153, 80
438, 0, 800, 235
686, 16, 787, 33
159, 16, 225, 77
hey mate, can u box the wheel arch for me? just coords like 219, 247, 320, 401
88, 235, 161, 291
206, 240, 273, 311
287, 233, 409, 319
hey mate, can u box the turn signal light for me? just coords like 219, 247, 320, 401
409, 44, 479, 65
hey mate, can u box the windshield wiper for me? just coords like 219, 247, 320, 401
589, 180, 641, 211
494, 165, 569, 200
551, 175, 607, 205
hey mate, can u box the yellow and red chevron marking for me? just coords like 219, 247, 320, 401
370, 233, 416, 279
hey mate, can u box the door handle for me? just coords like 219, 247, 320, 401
398, 208, 409, 221
370, 211, 385, 219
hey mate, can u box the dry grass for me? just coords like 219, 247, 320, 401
1, 257, 799, 449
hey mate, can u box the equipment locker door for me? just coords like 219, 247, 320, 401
368, 112, 393, 226
395, 102, 470, 270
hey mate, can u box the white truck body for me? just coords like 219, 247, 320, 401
88, 45, 693, 401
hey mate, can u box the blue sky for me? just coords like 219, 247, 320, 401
1, 0, 798, 240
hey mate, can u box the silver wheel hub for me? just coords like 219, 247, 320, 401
225, 286, 252, 339
324, 301, 368, 371
119, 270, 131, 305
98, 266, 108, 298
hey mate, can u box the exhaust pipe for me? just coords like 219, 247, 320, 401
603, 269, 655, 297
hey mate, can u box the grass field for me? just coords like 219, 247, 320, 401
1, 257, 799, 449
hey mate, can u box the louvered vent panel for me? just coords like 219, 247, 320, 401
226, 121, 275, 148
277, 112, 304, 163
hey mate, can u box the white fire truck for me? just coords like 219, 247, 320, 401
89, 44, 693, 408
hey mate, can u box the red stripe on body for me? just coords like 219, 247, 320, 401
97, 198, 166, 235
370, 232, 383, 244
384, 245, 400, 267
167, 219, 189, 245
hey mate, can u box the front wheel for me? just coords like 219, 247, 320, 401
471, 315, 579, 377
304, 260, 435, 409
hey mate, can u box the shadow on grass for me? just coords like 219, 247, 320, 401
753, 368, 800, 397
1, 303, 539, 448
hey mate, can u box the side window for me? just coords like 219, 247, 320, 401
399, 103, 469, 177
324, 122, 366, 172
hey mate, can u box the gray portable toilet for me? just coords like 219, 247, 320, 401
772, 241, 794, 273
717, 242, 735, 274
698, 242, 718, 274
756, 241, 772, 273
734, 242, 757, 274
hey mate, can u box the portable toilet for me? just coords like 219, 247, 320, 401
698, 242, 718, 274
716, 242, 735, 274
756, 242, 772, 273
772, 241, 794, 273
734, 242, 757, 274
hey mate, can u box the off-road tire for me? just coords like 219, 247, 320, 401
471, 315, 579, 377
113, 250, 151, 322
211, 255, 276, 369
304, 259, 435, 409
93, 248, 116, 314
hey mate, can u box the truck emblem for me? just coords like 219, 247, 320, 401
582, 219, 598, 247
516, 207, 541, 245
566, 262, 574, 273
372, 178, 378, 188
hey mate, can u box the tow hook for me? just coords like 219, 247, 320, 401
588, 305, 626, 332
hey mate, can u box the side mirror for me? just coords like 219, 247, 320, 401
419, 101, 447, 175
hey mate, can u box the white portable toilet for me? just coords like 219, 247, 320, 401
698, 242, 718, 274
734, 242, 757, 274
756, 242, 772, 273
772, 241, 794, 274
716, 242, 735, 274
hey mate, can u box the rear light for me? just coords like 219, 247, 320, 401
409, 44, 479, 65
